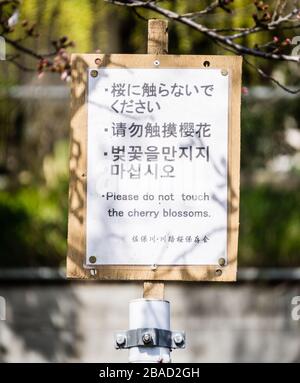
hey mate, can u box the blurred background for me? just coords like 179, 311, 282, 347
0, 0, 300, 362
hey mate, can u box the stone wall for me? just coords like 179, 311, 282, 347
0, 281, 300, 362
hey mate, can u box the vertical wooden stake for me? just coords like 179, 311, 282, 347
143, 19, 168, 300
147, 19, 168, 55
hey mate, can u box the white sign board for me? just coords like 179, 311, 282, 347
86, 67, 229, 266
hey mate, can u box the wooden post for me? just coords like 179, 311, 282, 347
143, 19, 168, 300
147, 19, 168, 55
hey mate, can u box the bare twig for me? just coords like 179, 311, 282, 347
229, 7, 300, 40
4, 36, 46, 60
106, 0, 153, 7
132, 7, 149, 21
208, 34, 300, 95
244, 57, 300, 94
9, 59, 35, 72
181, 1, 219, 19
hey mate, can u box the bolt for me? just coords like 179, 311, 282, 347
174, 333, 184, 345
89, 256, 97, 264
142, 333, 152, 344
218, 258, 226, 267
216, 269, 223, 277
151, 264, 157, 271
221, 69, 228, 76
116, 334, 126, 346
90, 69, 98, 78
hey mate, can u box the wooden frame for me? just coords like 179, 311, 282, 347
67, 53, 242, 282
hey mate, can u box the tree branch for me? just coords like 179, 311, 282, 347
213, 37, 300, 94
4, 36, 45, 60
181, 1, 219, 19
106, 0, 300, 63
244, 57, 300, 94
228, 7, 300, 40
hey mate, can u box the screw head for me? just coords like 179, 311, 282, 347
218, 257, 226, 267
90, 69, 98, 78
174, 333, 184, 345
221, 69, 228, 76
154, 60, 160, 66
95, 58, 102, 66
151, 264, 158, 271
216, 269, 223, 277
142, 333, 152, 344
89, 256, 97, 264
116, 334, 126, 346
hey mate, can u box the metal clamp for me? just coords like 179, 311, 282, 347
114, 328, 185, 349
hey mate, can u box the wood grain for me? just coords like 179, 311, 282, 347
147, 19, 168, 55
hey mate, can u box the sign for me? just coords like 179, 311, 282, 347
67, 54, 242, 281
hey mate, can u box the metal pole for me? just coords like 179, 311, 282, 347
129, 299, 171, 363
115, 299, 185, 362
